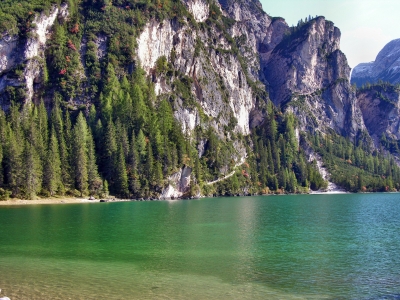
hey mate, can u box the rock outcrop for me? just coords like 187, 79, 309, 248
0, 4, 68, 108
357, 84, 400, 144
182, 0, 209, 23
262, 17, 366, 138
136, 15, 254, 137
351, 39, 400, 87
160, 166, 192, 199
221, 0, 287, 81
219, 0, 366, 139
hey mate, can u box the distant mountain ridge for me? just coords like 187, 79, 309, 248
351, 39, 400, 86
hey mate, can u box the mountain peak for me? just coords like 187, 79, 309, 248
351, 38, 400, 86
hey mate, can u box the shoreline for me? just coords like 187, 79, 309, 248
0, 190, 351, 206
6, 189, 398, 206
0, 197, 111, 206
309, 190, 348, 195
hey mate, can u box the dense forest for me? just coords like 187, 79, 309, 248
0, 66, 328, 199
310, 131, 400, 192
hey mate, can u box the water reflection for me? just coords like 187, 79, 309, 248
0, 194, 400, 299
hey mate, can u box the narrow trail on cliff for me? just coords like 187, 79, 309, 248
206, 158, 246, 185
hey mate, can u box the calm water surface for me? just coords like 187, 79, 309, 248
1, 194, 400, 299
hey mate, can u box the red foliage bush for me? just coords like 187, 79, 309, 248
69, 23, 79, 34
67, 40, 77, 51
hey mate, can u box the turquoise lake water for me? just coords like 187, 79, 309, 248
0, 194, 400, 299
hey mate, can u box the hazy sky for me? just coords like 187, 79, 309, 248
259, 0, 400, 68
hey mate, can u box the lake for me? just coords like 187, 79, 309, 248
0, 194, 400, 299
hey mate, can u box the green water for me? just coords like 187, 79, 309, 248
1, 194, 400, 299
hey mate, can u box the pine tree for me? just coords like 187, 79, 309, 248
132, 83, 147, 130
137, 129, 147, 158
51, 101, 72, 190
22, 140, 42, 199
72, 112, 89, 196
44, 129, 63, 196
94, 118, 103, 147
148, 112, 163, 160
266, 140, 274, 174
102, 180, 109, 198
87, 129, 102, 196
103, 63, 120, 97
103, 119, 117, 181
128, 133, 141, 195
88, 104, 97, 132
36, 100, 49, 162
64, 110, 73, 149
115, 119, 129, 158
152, 161, 163, 188
128, 133, 139, 174
194, 154, 202, 184
145, 141, 154, 183
114, 145, 129, 197
5, 124, 23, 197
100, 92, 113, 122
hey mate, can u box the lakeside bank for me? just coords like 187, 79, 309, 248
0, 189, 352, 206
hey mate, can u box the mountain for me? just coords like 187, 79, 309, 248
262, 16, 366, 138
351, 39, 400, 87
0, 0, 399, 199
357, 82, 400, 145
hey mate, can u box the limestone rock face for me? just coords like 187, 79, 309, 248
0, 0, 384, 157
160, 166, 192, 199
262, 17, 365, 138
136, 16, 254, 137
182, 0, 209, 23
218, 1, 366, 138
0, 0, 371, 142
264, 17, 341, 104
357, 85, 400, 145
221, 0, 287, 82
0, 4, 68, 108
0, 35, 19, 74
351, 39, 400, 87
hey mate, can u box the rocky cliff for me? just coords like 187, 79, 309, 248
218, 0, 366, 138
0, 0, 367, 139
357, 84, 400, 144
136, 11, 254, 137
351, 39, 400, 87
262, 17, 366, 138
0, 4, 68, 108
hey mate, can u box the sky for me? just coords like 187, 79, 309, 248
259, 0, 400, 68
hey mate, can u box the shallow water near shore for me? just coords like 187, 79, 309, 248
1, 194, 400, 299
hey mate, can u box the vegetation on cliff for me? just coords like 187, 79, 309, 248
2, 0, 400, 199
0, 68, 328, 199
310, 131, 400, 192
